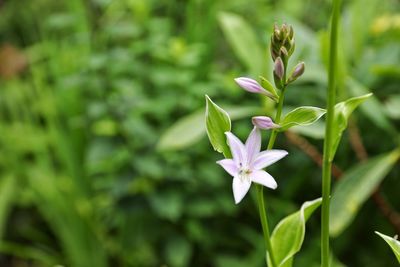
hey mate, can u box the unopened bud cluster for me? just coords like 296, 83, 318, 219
270, 23, 304, 89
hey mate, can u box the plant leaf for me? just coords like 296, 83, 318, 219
278, 106, 326, 131
218, 12, 264, 75
329, 150, 400, 237
205, 95, 231, 157
158, 109, 205, 151
347, 77, 396, 134
0, 175, 16, 239
259, 76, 279, 101
384, 94, 400, 119
158, 105, 259, 151
330, 93, 372, 161
375, 231, 400, 263
267, 198, 322, 267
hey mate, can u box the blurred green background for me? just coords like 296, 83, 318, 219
0, 0, 399, 266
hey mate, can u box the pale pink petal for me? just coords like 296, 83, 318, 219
245, 127, 261, 165
252, 116, 280, 130
216, 159, 238, 177
225, 132, 247, 165
232, 176, 251, 204
252, 149, 288, 170
250, 170, 277, 189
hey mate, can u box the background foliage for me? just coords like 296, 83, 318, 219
0, 0, 399, 266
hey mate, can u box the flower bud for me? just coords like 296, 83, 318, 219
288, 25, 294, 40
288, 38, 295, 56
234, 77, 275, 99
252, 116, 280, 130
279, 47, 289, 63
274, 57, 284, 80
270, 44, 278, 61
269, 23, 296, 64
287, 62, 305, 83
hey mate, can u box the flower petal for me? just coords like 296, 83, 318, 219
232, 176, 251, 204
250, 170, 277, 189
245, 127, 261, 165
216, 159, 238, 177
234, 77, 275, 98
225, 132, 247, 165
252, 149, 288, 170
252, 116, 280, 130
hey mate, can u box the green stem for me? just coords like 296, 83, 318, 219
321, 0, 341, 266
257, 87, 286, 267
257, 184, 276, 267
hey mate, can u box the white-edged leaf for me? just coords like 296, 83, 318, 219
278, 106, 326, 131
267, 198, 322, 267
375, 231, 400, 263
330, 150, 400, 237
205, 95, 230, 156
330, 93, 372, 161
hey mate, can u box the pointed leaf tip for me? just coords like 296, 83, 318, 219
375, 231, 400, 263
267, 198, 322, 267
330, 93, 373, 160
205, 96, 232, 157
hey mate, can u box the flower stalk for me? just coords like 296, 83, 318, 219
321, 0, 342, 266
232, 23, 305, 267
255, 22, 301, 267
256, 85, 286, 267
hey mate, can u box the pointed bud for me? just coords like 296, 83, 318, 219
288, 38, 295, 56
252, 116, 280, 130
274, 57, 284, 80
281, 23, 288, 35
279, 46, 288, 58
270, 44, 278, 61
234, 77, 276, 99
273, 24, 281, 41
288, 25, 294, 40
287, 62, 305, 83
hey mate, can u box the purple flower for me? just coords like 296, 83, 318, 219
234, 77, 275, 99
217, 127, 288, 204
252, 116, 280, 130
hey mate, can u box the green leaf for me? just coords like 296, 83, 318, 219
267, 198, 322, 267
260, 76, 279, 101
375, 231, 400, 263
218, 12, 265, 75
205, 95, 231, 157
0, 175, 16, 240
158, 105, 259, 151
329, 150, 400, 237
165, 236, 192, 267
278, 106, 326, 131
347, 77, 396, 134
330, 93, 372, 160
158, 109, 205, 151
384, 94, 400, 119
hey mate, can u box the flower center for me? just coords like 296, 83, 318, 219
238, 168, 252, 182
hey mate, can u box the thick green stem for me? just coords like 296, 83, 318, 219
257, 87, 286, 267
321, 0, 341, 266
